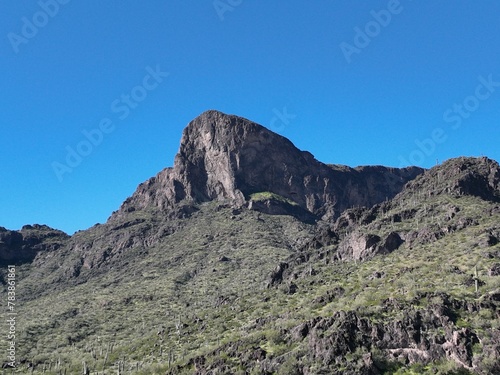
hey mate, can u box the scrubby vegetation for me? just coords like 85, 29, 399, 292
1, 156, 499, 374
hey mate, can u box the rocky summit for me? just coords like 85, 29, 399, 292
1, 111, 499, 374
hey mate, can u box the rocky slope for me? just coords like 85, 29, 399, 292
0, 225, 69, 266
0, 111, 499, 374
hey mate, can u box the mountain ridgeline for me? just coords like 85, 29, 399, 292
1, 111, 499, 374
111, 110, 424, 222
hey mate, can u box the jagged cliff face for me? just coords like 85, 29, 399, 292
112, 110, 424, 221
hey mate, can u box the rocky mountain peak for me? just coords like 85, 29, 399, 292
173, 109, 301, 204
111, 111, 424, 221
0, 225, 69, 265
398, 156, 500, 202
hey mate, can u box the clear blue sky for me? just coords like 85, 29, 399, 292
1, 1, 499, 234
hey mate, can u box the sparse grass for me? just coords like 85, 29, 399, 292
1, 191, 499, 373
250, 191, 298, 206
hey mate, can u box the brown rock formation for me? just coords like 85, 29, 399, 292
111, 110, 424, 221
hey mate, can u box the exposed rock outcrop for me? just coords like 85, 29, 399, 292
398, 156, 500, 202
336, 231, 404, 261
0, 225, 69, 266
179, 293, 499, 374
247, 194, 318, 223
